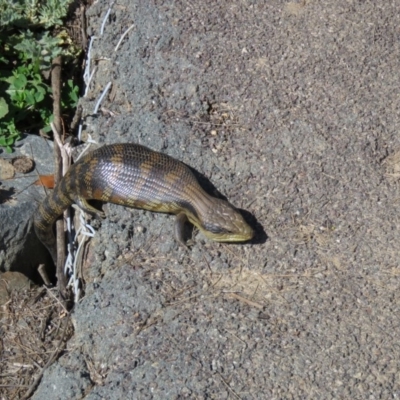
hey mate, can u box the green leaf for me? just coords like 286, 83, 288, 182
25, 90, 36, 105
0, 98, 9, 119
12, 73, 28, 90
34, 87, 45, 103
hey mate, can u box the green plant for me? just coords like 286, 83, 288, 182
0, 0, 73, 29
63, 79, 79, 109
0, 98, 19, 153
0, 0, 79, 153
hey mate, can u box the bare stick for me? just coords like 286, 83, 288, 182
50, 123, 71, 176
93, 82, 112, 114
83, 36, 97, 86
226, 292, 264, 310
37, 264, 52, 287
100, 1, 115, 35
84, 65, 97, 97
114, 24, 135, 52
51, 56, 68, 298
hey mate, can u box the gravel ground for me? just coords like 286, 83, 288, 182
33, 1, 400, 398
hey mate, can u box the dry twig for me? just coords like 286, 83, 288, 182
51, 56, 68, 298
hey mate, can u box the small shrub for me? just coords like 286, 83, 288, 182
0, 0, 79, 152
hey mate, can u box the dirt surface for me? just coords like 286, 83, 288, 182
31, 0, 400, 398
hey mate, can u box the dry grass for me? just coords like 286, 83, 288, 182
0, 287, 73, 400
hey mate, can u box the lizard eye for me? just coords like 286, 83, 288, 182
203, 223, 230, 234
